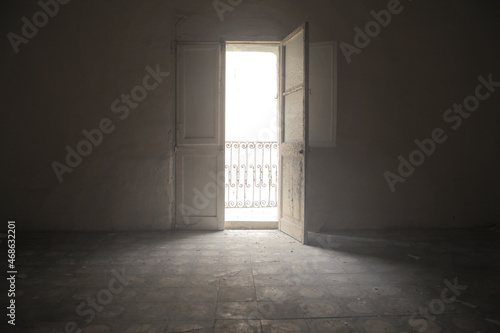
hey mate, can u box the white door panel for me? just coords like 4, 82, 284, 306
175, 43, 225, 230
177, 44, 223, 146
279, 23, 309, 244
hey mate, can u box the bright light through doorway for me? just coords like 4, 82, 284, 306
225, 44, 280, 224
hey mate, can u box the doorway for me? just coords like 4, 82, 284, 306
224, 44, 280, 229
175, 23, 309, 243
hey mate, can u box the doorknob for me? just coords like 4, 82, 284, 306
299, 149, 304, 154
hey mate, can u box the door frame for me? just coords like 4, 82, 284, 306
224, 41, 281, 229
174, 23, 309, 242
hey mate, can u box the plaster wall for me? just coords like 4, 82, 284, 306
1, 0, 499, 230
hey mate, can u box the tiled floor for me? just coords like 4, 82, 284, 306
3, 228, 500, 332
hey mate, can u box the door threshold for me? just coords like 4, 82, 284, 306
225, 221, 278, 230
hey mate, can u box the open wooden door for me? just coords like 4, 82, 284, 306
175, 42, 225, 230
279, 23, 310, 244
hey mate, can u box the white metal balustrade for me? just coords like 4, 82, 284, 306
225, 142, 279, 208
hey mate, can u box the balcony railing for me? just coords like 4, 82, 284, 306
225, 142, 279, 208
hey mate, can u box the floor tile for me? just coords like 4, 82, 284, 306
261, 319, 310, 332
218, 286, 256, 302
258, 300, 303, 319
298, 300, 343, 318
214, 319, 261, 332
166, 320, 214, 333
216, 302, 260, 319
171, 302, 216, 321
10, 229, 500, 332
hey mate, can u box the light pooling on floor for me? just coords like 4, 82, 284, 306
9, 229, 500, 332
225, 208, 278, 222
